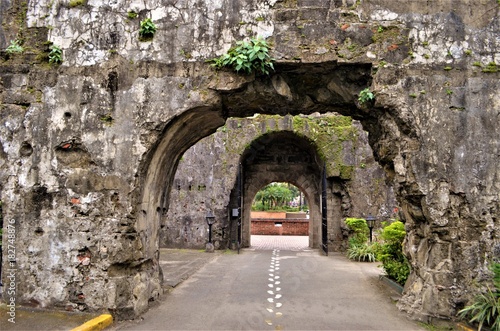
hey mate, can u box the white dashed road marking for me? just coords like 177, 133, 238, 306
265, 249, 283, 330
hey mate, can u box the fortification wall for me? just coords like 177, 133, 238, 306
0, 0, 498, 321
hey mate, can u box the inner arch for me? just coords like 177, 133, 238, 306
238, 131, 325, 249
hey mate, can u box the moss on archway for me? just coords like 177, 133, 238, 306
217, 113, 357, 180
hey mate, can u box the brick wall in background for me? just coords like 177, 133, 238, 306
251, 219, 309, 236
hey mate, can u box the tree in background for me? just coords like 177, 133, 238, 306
252, 182, 306, 211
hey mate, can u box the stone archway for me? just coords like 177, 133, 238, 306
239, 131, 324, 249
2, 0, 498, 325
131, 106, 226, 317
163, 113, 392, 254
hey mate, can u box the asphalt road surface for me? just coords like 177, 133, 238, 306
111, 248, 424, 331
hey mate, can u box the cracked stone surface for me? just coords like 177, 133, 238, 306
0, 0, 498, 323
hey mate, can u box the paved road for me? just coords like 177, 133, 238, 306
112, 246, 424, 330
251, 235, 309, 251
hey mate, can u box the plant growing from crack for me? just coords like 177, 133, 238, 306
208, 37, 274, 75
358, 88, 374, 104
5, 39, 24, 54
139, 18, 157, 41
48, 44, 62, 64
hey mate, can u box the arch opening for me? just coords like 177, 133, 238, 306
250, 182, 311, 249
232, 130, 345, 250
134, 62, 404, 319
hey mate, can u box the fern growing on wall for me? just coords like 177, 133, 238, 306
208, 37, 274, 75
139, 18, 157, 41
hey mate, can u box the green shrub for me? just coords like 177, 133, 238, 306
381, 258, 410, 284
345, 218, 369, 245
345, 218, 377, 262
376, 221, 410, 285
379, 220, 406, 243
208, 37, 274, 75
48, 45, 62, 64
139, 18, 157, 40
459, 263, 500, 331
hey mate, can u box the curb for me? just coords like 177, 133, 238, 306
379, 275, 404, 294
70, 314, 113, 331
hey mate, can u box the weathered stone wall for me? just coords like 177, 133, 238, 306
0, 0, 498, 322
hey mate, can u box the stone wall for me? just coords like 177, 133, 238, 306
0, 0, 498, 322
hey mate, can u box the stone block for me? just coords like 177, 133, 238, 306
275, 9, 299, 21
298, 8, 329, 21
298, 0, 330, 7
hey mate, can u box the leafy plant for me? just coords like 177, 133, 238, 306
459, 262, 500, 331
348, 242, 378, 262
139, 18, 157, 40
48, 44, 62, 64
376, 221, 410, 285
358, 88, 374, 104
5, 39, 24, 54
459, 289, 500, 331
208, 37, 275, 75
345, 218, 379, 262
345, 218, 369, 243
